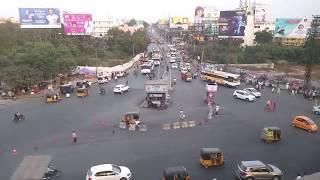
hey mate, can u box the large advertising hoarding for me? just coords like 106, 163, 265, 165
63, 13, 93, 35
19, 8, 61, 28
275, 18, 309, 38
219, 11, 246, 37
254, 3, 267, 24
170, 16, 188, 28
203, 6, 219, 36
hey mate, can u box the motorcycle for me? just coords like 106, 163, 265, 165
42, 165, 62, 180
99, 88, 106, 95
13, 114, 25, 122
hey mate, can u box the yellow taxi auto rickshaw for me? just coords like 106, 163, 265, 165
76, 87, 89, 97
46, 93, 61, 103
162, 166, 191, 180
122, 112, 141, 126
261, 126, 281, 142
200, 148, 225, 168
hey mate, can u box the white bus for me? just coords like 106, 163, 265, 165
140, 60, 154, 74
201, 70, 240, 87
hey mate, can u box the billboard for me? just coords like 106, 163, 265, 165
19, 8, 61, 28
275, 18, 309, 38
194, 6, 205, 25
219, 11, 246, 37
170, 16, 188, 29
254, 3, 267, 24
63, 13, 93, 35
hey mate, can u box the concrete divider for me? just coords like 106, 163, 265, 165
173, 122, 181, 129
162, 123, 171, 130
119, 122, 126, 129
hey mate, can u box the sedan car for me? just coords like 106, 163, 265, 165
113, 84, 130, 94
171, 63, 178, 69
313, 106, 320, 115
235, 160, 283, 180
244, 88, 261, 98
86, 164, 133, 180
233, 90, 256, 102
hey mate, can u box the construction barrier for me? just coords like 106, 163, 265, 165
138, 125, 147, 132
188, 121, 196, 127
162, 123, 171, 130
128, 124, 136, 131
119, 122, 126, 129
181, 121, 189, 128
173, 122, 181, 129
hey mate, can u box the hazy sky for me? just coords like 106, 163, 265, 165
1, 0, 319, 22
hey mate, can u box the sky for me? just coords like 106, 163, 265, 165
0, 0, 320, 22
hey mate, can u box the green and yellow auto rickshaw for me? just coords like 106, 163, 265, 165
261, 126, 281, 142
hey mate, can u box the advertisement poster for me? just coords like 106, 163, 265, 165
63, 13, 93, 35
219, 11, 246, 37
194, 6, 204, 25
19, 8, 61, 28
275, 18, 308, 38
254, 4, 267, 24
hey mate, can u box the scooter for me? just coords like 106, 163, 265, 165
42, 165, 62, 180
13, 114, 25, 122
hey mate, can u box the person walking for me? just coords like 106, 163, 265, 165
126, 79, 128, 86
72, 130, 77, 144
215, 104, 220, 116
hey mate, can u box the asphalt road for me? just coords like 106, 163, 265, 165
1, 44, 320, 180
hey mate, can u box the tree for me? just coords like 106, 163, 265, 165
254, 30, 273, 44
127, 19, 137, 26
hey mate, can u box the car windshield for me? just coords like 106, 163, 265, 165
87, 169, 93, 176
112, 165, 121, 174
250, 88, 257, 92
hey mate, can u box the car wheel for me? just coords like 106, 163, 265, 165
233, 95, 237, 99
246, 177, 254, 180
273, 176, 281, 180
246, 98, 249, 101
120, 178, 127, 180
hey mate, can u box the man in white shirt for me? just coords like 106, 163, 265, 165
46, 9, 59, 25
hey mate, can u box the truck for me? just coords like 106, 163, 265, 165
205, 82, 218, 104
181, 71, 192, 82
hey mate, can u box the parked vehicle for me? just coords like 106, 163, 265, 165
233, 90, 256, 102
244, 88, 261, 98
113, 84, 130, 94
76, 87, 89, 97
97, 76, 109, 84
171, 63, 178, 69
292, 116, 318, 132
86, 164, 133, 180
235, 160, 283, 180
200, 148, 225, 168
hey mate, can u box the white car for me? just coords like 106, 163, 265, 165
313, 106, 320, 115
86, 164, 133, 180
185, 63, 191, 70
169, 57, 176, 63
167, 53, 171, 58
233, 90, 256, 102
154, 60, 160, 66
171, 63, 178, 69
113, 84, 130, 94
180, 67, 188, 74
244, 88, 261, 98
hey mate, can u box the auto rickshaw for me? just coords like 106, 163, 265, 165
261, 126, 281, 142
122, 112, 141, 126
200, 148, 225, 168
76, 87, 89, 97
46, 93, 61, 103
162, 166, 191, 180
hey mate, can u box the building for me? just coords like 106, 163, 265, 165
169, 16, 189, 30
92, 17, 124, 37
118, 23, 144, 34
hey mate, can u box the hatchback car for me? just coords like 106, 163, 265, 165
312, 106, 320, 115
292, 116, 318, 132
244, 88, 261, 98
235, 160, 283, 180
86, 164, 133, 180
113, 84, 130, 94
171, 63, 178, 69
233, 90, 256, 102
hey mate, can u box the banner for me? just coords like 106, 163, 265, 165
170, 17, 188, 25
19, 8, 61, 28
63, 13, 93, 35
219, 11, 246, 37
254, 3, 267, 24
275, 18, 308, 38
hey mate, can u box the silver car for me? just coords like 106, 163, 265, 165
235, 160, 283, 180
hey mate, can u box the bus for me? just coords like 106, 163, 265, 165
201, 70, 240, 87
140, 60, 154, 74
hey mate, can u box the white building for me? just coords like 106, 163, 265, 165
92, 17, 124, 37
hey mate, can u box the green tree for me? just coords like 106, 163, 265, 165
127, 19, 137, 26
254, 30, 273, 44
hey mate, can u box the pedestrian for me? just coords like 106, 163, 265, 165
215, 104, 220, 115
114, 75, 118, 82
272, 101, 277, 112
72, 130, 77, 143
271, 86, 275, 94
126, 79, 128, 86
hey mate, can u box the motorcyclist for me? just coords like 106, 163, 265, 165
173, 78, 177, 85
14, 112, 23, 121
99, 87, 106, 95
179, 109, 185, 121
